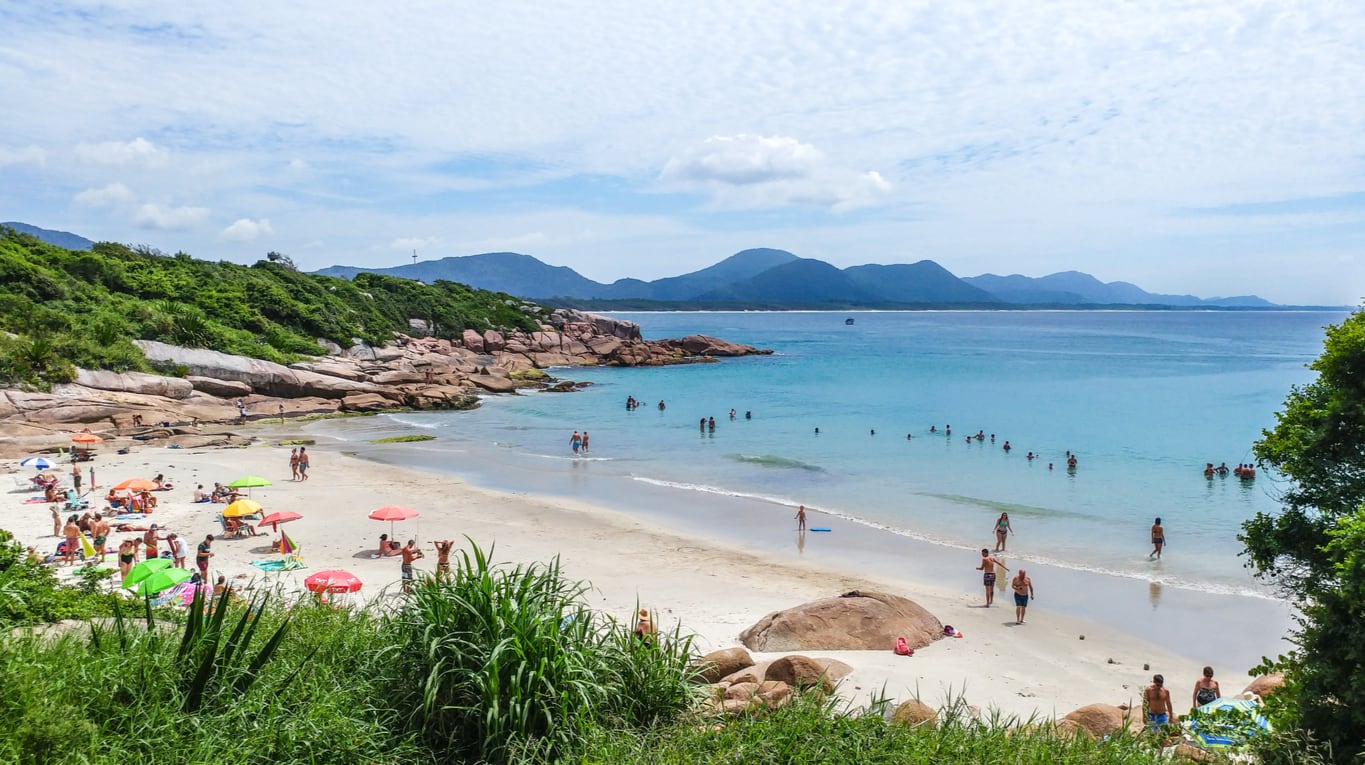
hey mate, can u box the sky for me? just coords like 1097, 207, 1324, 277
2, 1, 1363, 305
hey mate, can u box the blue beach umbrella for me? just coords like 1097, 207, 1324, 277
20, 457, 54, 470
1187, 698, 1270, 748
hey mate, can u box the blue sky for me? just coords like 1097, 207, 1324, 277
1, 1, 1362, 304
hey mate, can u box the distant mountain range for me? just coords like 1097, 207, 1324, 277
317, 248, 1275, 308
3, 222, 94, 251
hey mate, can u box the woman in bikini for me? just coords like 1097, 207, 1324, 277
993, 513, 1013, 552
1192, 666, 1220, 709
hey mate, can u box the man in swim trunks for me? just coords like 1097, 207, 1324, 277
62, 517, 81, 566
143, 525, 163, 562
976, 549, 1008, 607
196, 535, 214, 579
1144, 674, 1176, 727
433, 539, 454, 580
91, 517, 110, 563
400, 539, 424, 592
1011, 569, 1035, 624
1149, 517, 1166, 560
570, 430, 581, 455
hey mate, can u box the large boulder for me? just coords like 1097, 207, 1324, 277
1061, 704, 1129, 739
663, 334, 765, 357
764, 655, 844, 692
1242, 673, 1285, 698
695, 647, 755, 684
462, 329, 486, 353
135, 340, 388, 399
890, 699, 937, 730
740, 591, 943, 652
73, 370, 193, 400
187, 376, 253, 398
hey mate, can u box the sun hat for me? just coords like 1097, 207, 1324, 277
638, 609, 649, 618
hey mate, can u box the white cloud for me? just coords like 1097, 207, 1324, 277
134, 203, 209, 230
389, 236, 440, 251
220, 217, 273, 241
0, 144, 45, 167
660, 135, 891, 211
73, 182, 134, 207
75, 137, 168, 167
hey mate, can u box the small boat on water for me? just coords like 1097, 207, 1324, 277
845, 317, 855, 325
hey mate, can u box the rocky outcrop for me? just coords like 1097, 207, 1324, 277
1, 310, 769, 447
890, 699, 938, 730
763, 655, 848, 693
694, 647, 755, 684
1061, 703, 1130, 739
740, 591, 943, 652
1242, 673, 1284, 698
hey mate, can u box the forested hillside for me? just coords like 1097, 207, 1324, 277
0, 227, 546, 386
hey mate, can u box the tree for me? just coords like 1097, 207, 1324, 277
1241, 306, 1365, 762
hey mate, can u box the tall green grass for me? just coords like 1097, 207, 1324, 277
383, 541, 702, 763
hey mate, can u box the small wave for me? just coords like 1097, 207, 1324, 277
528, 453, 615, 462
630, 476, 797, 508
922, 493, 1092, 521
728, 453, 825, 472
383, 414, 442, 430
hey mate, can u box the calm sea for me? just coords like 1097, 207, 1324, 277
314, 310, 1345, 601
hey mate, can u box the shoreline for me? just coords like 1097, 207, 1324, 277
3, 418, 1286, 719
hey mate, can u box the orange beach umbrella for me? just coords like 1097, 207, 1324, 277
72, 433, 103, 444
113, 478, 157, 492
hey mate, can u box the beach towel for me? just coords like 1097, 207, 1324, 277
115, 514, 146, 522
23, 497, 48, 504
251, 560, 288, 572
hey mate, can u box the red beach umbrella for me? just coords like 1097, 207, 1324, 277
258, 510, 303, 529
304, 570, 363, 594
368, 505, 419, 537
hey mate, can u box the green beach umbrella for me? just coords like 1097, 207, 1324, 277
227, 476, 272, 489
133, 567, 194, 597
122, 557, 172, 589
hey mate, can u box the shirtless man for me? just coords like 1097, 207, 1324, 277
143, 524, 163, 562
1144, 674, 1176, 727
433, 539, 454, 580
1149, 517, 1166, 560
400, 540, 424, 592
91, 517, 110, 563
976, 549, 1008, 607
1011, 569, 1035, 624
62, 517, 81, 565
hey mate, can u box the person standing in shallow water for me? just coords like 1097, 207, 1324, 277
795, 505, 807, 532
569, 430, 582, 454
993, 512, 1013, 552
580, 431, 590, 454
1149, 517, 1166, 560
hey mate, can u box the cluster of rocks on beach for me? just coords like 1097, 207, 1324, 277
0, 309, 769, 457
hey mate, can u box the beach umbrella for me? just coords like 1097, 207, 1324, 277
304, 569, 362, 594
227, 476, 272, 489
368, 505, 419, 537
258, 510, 303, 530
1188, 698, 1270, 748
279, 530, 299, 555
223, 498, 264, 518
122, 557, 172, 589
19, 456, 54, 470
113, 477, 157, 492
71, 433, 103, 444
133, 567, 194, 597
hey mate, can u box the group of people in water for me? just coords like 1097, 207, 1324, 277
926, 425, 1080, 471
1202, 462, 1256, 479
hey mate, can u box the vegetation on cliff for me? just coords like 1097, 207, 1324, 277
0, 227, 548, 387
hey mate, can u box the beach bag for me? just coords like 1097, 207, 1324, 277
894, 636, 913, 656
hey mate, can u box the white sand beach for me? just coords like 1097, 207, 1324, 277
4, 432, 1253, 721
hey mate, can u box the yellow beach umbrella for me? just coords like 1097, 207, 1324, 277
223, 499, 264, 518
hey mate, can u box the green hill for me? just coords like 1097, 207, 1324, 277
0, 227, 547, 387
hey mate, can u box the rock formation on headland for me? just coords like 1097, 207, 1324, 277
0, 309, 769, 454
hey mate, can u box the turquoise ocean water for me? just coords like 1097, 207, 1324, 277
314, 310, 1344, 604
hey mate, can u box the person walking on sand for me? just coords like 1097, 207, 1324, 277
795, 504, 807, 532
570, 430, 582, 455
1144, 674, 1176, 727
400, 539, 424, 592
433, 539, 454, 580
289, 448, 300, 481
72, 465, 82, 494
1149, 517, 1166, 560
1011, 569, 1035, 624
298, 447, 310, 480
993, 512, 1013, 552
196, 535, 214, 580
50, 504, 62, 537
976, 549, 1008, 607
1192, 666, 1220, 709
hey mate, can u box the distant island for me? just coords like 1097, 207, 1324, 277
317, 247, 1284, 310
